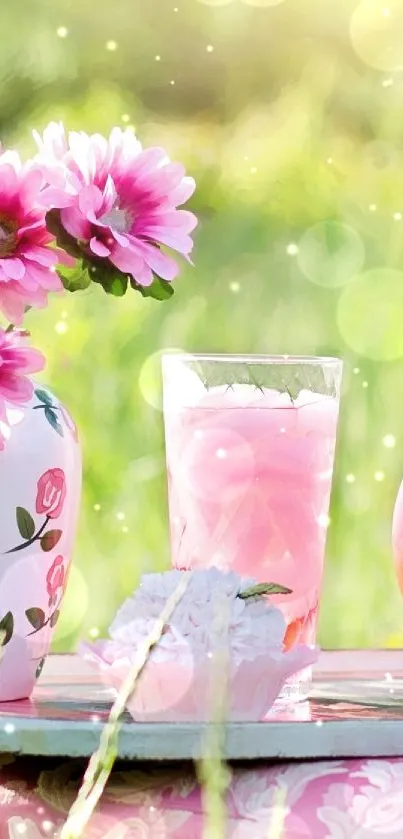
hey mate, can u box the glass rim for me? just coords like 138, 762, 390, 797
162, 352, 343, 368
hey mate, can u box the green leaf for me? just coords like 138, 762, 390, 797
34, 389, 53, 406
46, 210, 82, 259
44, 406, 64, 437
108, 274, 128, 297
25, 608, 45, 630
0, 611, 14, 645
57, 261, 92, 293
85, 259, 128, 297
238, 582, 293, 600
16, 507, 35, 540
49, 609, 60, 628
40, 530, 62, 552
137, 276, 174, 301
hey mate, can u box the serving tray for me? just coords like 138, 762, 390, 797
0, 650, 402, 760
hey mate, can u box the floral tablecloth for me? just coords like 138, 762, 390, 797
1, 755, 403, 838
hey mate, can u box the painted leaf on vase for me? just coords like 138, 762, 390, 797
0, 611, 14, 645
34, 389, 53, 406
40, 530, 62, 552
16, 507, 35, 540
50, 609, 60, 628
25, 608, 46, 630
44, 406, 64, 437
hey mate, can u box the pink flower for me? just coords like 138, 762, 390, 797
46, 555, 66, 599
36, 467, 66, 518
0, 328, 45, 450
0, 150, 65, 323
34, 122, 197, 290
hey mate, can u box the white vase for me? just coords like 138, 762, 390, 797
0, 383, 81, 700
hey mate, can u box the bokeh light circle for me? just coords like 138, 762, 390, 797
138, 348, 185, 412
350, 1, 403, 72
337, 268, 403, 360
297, 221, 365, 288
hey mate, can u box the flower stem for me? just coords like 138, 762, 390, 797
266, 787, 288, 839
5, 517, 50, 554
26, 594, 62, 637
59, 572, 192, 839
198, 595, 231, 839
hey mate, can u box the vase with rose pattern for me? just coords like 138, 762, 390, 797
0, 386, 81, 700
0, 120, 196, 700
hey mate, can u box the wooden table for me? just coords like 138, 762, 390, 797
0, 650, 403, 838
0, 649, 402, 760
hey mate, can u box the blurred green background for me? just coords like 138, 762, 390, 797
3, 0, 403, 649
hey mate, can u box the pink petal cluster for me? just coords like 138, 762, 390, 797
34, 122, 197, 287
0, 328, 45, 449
0, 151, 64, 324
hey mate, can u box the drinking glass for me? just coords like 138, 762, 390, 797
162, 353, 342, 701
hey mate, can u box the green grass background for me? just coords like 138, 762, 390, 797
2, 0, 403, 649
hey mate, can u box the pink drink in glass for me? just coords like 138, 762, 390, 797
163, 355, 342, 700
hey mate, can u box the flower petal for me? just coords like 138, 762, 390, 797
132, 240, 179, 282
3, 346, 45, 375
60, 206, 91, 239
0, 372, 33, 402
37, 186, 75, 210
101, 175, 117, 214
0, 258, 25, 281
90, 237, 111, 258
24, 262, 62, 291
68, 131, 94, 183
0, 163, 19, 199
133, 162, 186, 195
78, 184, 104, 219
140, 227, 194, 255
139, 210, 198, 235
21, 246, 58, 267
169, 177, 196, 207
33, 122, 68, 159
17, 218, 47, 239
0, 284, 26, 324
110, 245, 154, 285
132, 262, 154, 287
130, 147, 169, 176
56, 249, 75, 268
110, 244, 143, 276
19, 167, 44, 205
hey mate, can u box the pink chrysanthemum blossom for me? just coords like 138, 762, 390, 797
0, 150, 65, 323
34, 122, 197, 291
0, 328, 45, 450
